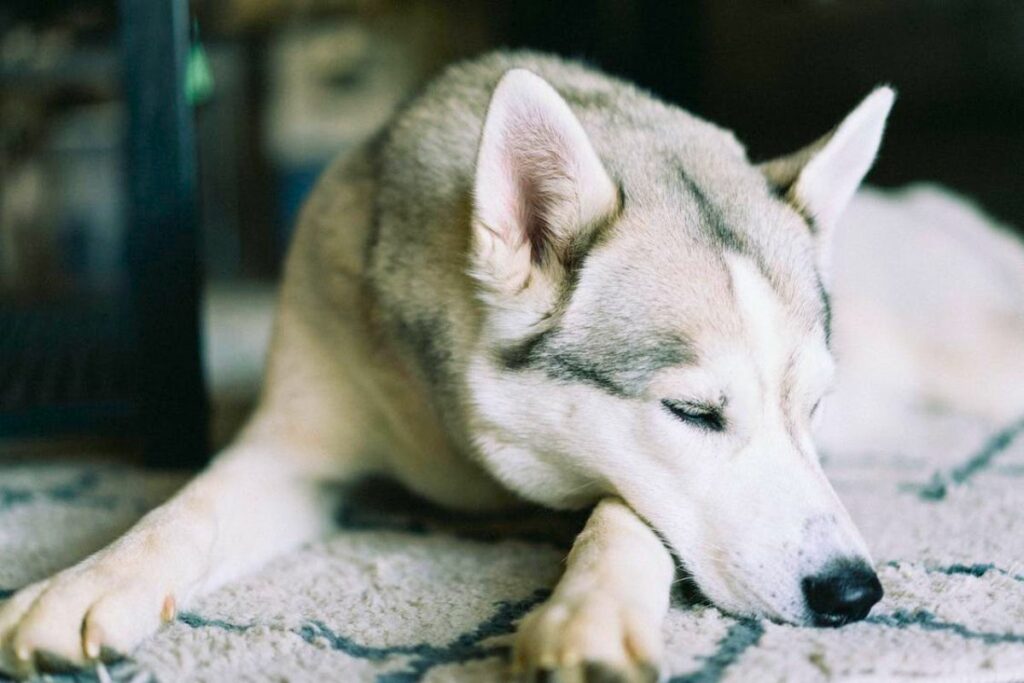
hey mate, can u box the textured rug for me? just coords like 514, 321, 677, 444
2, 409, 1024, 683
3, 185, 1024, 683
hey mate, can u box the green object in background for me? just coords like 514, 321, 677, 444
185, 21, 214, 106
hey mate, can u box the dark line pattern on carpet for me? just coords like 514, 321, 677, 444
668, 618, 765, 683
914, 415, 1024, 500
0, 660, 150, 683
869, 610, 1024, 645
0, 471, 100, 510
179, 588, 550, 682
6, 459, 1024, 681
178, 612, 254, 634
10, 563, 1022, 681
886, 560, 1024, 583
0, 470, 150, 514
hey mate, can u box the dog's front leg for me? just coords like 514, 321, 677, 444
514, 497, 674, 683
0, 428, 342, 678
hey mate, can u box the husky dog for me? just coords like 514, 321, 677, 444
0, 52, 894, 681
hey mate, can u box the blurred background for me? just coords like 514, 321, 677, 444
1, 0, 1021, 466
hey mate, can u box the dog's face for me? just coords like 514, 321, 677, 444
467, 69, 893, 625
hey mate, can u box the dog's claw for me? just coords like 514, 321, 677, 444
161, 595, 176, 623
0, 554, 181, 678
83, 622, 102, 660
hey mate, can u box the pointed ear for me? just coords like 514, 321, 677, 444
470, 68, 619, 302
761, 87, 895, 232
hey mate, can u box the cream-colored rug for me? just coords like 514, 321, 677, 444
2, 411, 1024, 682
2, 185, 1024, 682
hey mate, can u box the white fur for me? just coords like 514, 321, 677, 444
793, 88, 894, 231
0, 54, 908, 681
818, 184, 1024, 455
467, 256, 867, 627
761, 87, 894, 277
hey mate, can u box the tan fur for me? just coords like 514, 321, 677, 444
0, 52, 898, 681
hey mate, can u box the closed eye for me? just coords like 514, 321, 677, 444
661, 399, 726, 432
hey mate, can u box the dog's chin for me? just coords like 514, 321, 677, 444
713, 594, 807, 626
670, 547, 809, 624
687, 570, 806, 625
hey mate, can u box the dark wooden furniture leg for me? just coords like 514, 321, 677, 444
119, 0, 209, 468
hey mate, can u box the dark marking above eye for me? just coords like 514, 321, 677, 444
678, 167, 748, 254
816, 276, 832, 346
811, 397, 823, 418
661, 399, 726, 432
499, 327, 553, 371
501, 325, 697, 398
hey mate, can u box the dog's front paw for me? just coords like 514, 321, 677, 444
513, 593, 662, 683
0, 552, 181, 678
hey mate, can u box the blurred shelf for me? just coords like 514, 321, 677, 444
0, 45, 119, 91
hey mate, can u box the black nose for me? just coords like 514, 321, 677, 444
802, 558, 883, 627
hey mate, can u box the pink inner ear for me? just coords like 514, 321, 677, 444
517, 173, 553, 263
501, 116, 575, 264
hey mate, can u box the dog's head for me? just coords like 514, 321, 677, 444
466, 68, 893, 626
